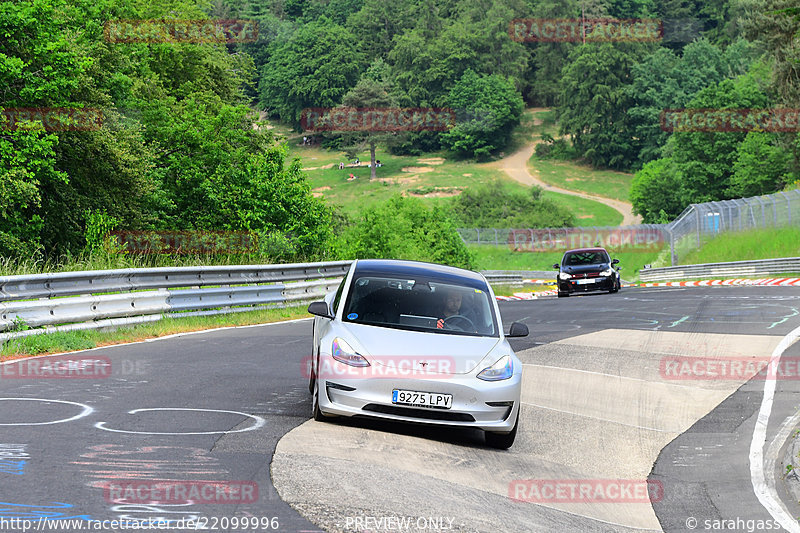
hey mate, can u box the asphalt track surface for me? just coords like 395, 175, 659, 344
2, 286, 800, 533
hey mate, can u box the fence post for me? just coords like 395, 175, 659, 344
668, 227, 677, 266
780, 191, 791, 225
773, 195, 778, 226
694, 205, 701, 247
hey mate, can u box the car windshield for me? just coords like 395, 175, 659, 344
341, 276, 498, 337
563, 251, 610, 266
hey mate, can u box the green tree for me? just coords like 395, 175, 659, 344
450, 180, 576, 228
338, 74, 397, 179
259, 17, 365, 126
626, 39, 757, 168
342, 195, 473, 269
346, 0, 416, 58
558, 42, 650, 169
728, 132, 791, 197
629, 158, 685, 223
669, 67, 772, 203
439, 70, 524, 160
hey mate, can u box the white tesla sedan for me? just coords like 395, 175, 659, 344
307, 259, 528, 448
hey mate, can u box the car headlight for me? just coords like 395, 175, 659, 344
332, 338, 370, 367
477, 355, 513, 381
600, 268, 614, 276
558, 272, 571, 280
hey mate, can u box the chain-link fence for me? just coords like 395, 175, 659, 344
666, 189, 800, 265
458, 189, 800, 266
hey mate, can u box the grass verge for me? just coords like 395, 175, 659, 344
469, 244, 664, 281
678, 227, 800, 265
1, 305, 310, 359
528, 158, 634, 203
542, 191, 623, 226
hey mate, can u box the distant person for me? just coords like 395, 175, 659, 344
339, 162, 344, 169
302, 136, 307, 145
376, 159, 382, 167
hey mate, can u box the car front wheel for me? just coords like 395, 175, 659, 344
485, 410, 519, 449
311, 377, 327, 422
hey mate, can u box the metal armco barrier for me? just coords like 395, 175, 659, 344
0, 264, 553, 342
481, 270, 555, 282
639, 257, 800, 282
0, 261, 353, 340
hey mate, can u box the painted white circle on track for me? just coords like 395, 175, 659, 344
95, 407, 266, 435
0, 398, 94, 426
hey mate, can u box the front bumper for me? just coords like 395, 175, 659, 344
317, 371, 521, 432
557, 275, 615, 293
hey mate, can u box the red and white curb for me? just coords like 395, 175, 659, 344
638, 278, 800, 287
495, 289, 557, 301
494, 278, 800, 301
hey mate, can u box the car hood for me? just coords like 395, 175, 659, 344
340, 322, 501, 375
562, 263, 611, 274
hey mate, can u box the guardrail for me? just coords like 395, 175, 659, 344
0, 264, 555, 343
639, 257, 800, 282
481, 270, 555, 283
0, 262, 353, 342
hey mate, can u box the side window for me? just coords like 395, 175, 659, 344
332, 278, 346, 314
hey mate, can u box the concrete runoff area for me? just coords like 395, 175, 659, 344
272, 329, 783, 532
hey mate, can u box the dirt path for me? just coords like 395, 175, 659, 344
496, 136, 642, 226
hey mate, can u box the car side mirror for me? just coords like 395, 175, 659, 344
552, 263, 560, 270
507, 322, 529, 338
307, 301, 333, 319
611, 259, 619, 265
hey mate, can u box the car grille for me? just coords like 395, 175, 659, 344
570, 272, 601, 279
362, 404, 476, 422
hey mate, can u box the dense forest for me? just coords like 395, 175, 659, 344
1, 0, 798, 267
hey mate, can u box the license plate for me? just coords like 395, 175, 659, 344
575, 278, 597, 285
392, 389, 452, 409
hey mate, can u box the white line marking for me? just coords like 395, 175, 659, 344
749, 323, 800, 533
0, 398, 94, 426
95, 407, 266, 435
521, 401, 678, 433
521, 363, 704, 391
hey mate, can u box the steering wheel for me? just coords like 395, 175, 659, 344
443, 314, 476, 332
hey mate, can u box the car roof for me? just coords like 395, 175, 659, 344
352, 259, 488, 289
562, 247, 609, 254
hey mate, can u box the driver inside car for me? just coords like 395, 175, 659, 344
436, 288, 475, 330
